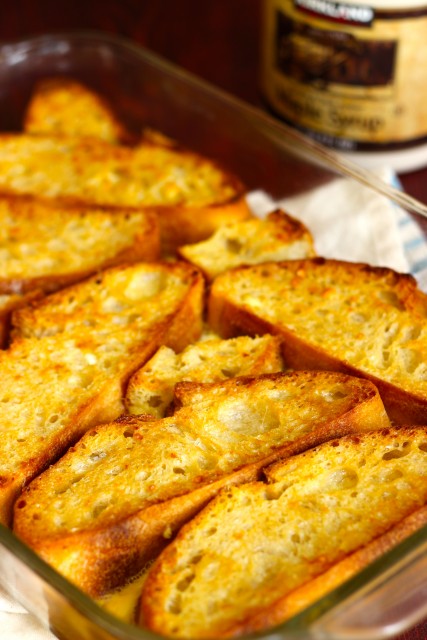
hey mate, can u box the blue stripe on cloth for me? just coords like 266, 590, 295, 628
409, 257, 427, 274
405, 236, 425, 250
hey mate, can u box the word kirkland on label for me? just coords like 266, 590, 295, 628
295, 0, 374, 25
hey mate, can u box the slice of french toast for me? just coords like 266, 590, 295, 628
0, 134, 251, 254
208, 258, 427, 424
0, 195, 159, 295
24, 76, 133, 144
0, 261, 204, 526
11, 261, 203, 350
141, 426, 427, 639
225, 505, 427, 638
124, 334, 285, 418
178, 209, 316, 280
13, 371, 389, 596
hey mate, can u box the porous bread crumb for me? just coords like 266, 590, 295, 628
209, 259, 427, 401
141, 426, 427, 639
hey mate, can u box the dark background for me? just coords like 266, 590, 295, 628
0, 1, 426, 639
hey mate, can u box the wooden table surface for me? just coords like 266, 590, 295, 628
0, 1, 426, 639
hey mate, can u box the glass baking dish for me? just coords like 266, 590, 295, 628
0, 31, 427, 640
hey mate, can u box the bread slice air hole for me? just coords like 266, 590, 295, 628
189, 553, 203, 565
176, 572, 195, 592
92, 500, 109, 518
225, 238, 243, 254
107, 465, 124, 477
326, 468, 359, 490
89, 451, 106, 462
167, 595, 182, 615
264, 485, 285, 501
55, 486, 69, 495
377, 290, 404, 310
220, 368, 238, 378
382, 443, 411, 460
148, 395, 162, 408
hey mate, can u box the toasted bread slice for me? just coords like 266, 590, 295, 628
217, 505, 427, 638
124, 335, 285, 418
11, 261, 204, 350
178, 210, 316, 280
24, 76, 132, 144
0, 262, 204, 526
209, 258, 427, 424
0, 134, 250, 254
141, 426, 427, 639
13, 371, 389, 595
0, 195, 159, 295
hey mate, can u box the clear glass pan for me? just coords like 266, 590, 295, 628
0, 31, 426, 640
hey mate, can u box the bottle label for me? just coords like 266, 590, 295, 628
262, 0, 427, 149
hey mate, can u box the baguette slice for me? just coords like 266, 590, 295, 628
0, 195, 159, 295
231, 505, 427, 638
178, 209, 316, 280
141, 426, 427, 639
0, 261, 204, 526
208, 258, 427, 424
124, 334, 285, 418
0, 134, 250, 254
13, 371, 389, 596
11, 261, 203, 350
24, 76, 133, 144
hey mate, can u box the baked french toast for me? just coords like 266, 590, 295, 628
0, 261, 204, 526
1, 72, 426, 640
208, 258, 427, 423
0, 195, 159, 295
0, 134, 251, 253
141, 426, 427, 639
124, 334, 285, 418
10, 260, 204, 347
178, 209, 316, 280
24, 76, 133, 144
13, 371, 389, 595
